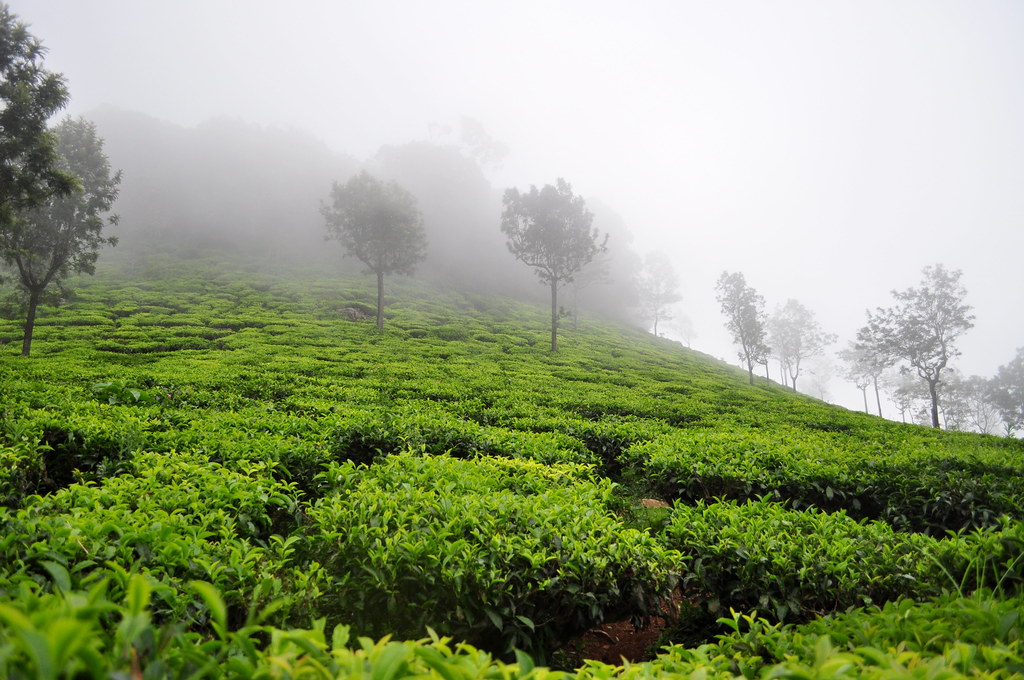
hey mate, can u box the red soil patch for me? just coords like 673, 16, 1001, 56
569, 614, 671, 665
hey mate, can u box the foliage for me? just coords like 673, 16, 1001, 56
307, 453, 677, 660
2, 116, 121, 356
0, 577, 547, 680
622, 426, 1024, 535
989, 346, 1024, 435
858, 264, 974, 428
501, 178, 606, 351
715, 271, 769, 385
838, 341, 889, 416
321, 170, 427, 329
0, 254, 1022, 677
661, 498, 1024, 623
0, 4, 73, 230
1, 578, 1021, 678
649, 592, 1024, 678
940, 371, 1004, 434
768, 298, 836, 392
634, 251, 681, 337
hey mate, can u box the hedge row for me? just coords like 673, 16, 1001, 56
624, 427, 1024, 534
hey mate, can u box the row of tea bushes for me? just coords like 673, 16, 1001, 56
0, 442, 679, 662
661, 498, 1024, 623
646, 591, 1024, 679
306, 453, 678, 660
623, 426, 1024, 534
2, 579, 1020, 678
0, 451, 319, 631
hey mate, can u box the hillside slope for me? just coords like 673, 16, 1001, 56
1, 254, 1022, 678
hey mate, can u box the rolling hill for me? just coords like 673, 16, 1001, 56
1, 252, 1022, 678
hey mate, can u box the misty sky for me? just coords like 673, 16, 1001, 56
15, 0, 1024, 414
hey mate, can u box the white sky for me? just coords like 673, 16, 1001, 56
14, 0, 1024, 414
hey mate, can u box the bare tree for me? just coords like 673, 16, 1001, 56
715, 271, 769, 385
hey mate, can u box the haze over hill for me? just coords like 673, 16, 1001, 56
10, 0, 1024, 416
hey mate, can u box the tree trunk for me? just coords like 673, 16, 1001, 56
746, 361, 754, 386
550, 279, 559, 352
861, 387, 869, 413
763, 363, 770, 384
21, 288, 41, 357
375, 270, 385, 331
873, 376, 883, 417
927, 378, 940, 428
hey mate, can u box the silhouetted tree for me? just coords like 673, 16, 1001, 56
768, 299, 836, 392
989, 347, 1024, 436
715, 271, 769, 385
803, 358, 834, 402
885, 370, 926, 424
940, 372, 1002, 434
566, 253, 611, 331
322, 171, 427, 330
636, 251, 682, 336
0, 5, 74, 236
2, 117, 120, 356
857, 264, 973, 428
837, 342, 889, 416
500, 178, 606, 351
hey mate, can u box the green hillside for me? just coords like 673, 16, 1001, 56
1, 255, 1022, 678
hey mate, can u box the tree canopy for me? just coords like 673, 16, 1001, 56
768, 299, 835, 393
0, 4, 73, 229
989, 347, 1024, 436
2, 116, 121, 356
857, 264, 973, 428
715, 271, 769, 385
322, 170, 427, 329
501, 178, 606, 351
636, 251, 682, 337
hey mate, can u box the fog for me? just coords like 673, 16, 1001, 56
14, 0, 1024, 414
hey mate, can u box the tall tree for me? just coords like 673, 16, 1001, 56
0, 4, 74, 233
886, 370, 926, 424
322, 171, 427, 330
3, 117, 120, 356
636, 251, 682, 336
500, 178, 606, 351
989, 347, 1024, 436
837, 341, 888, 416
940, 372, 1002, 435
715, 271, 769, 386
857, 264, 973, 428
768, 299, 836, 392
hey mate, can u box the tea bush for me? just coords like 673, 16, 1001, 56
624, 426, 1024, 534
306, 453, 677, 660
1, 255, 1022, 677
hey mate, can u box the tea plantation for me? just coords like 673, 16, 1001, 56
1, 255, 1022, 678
